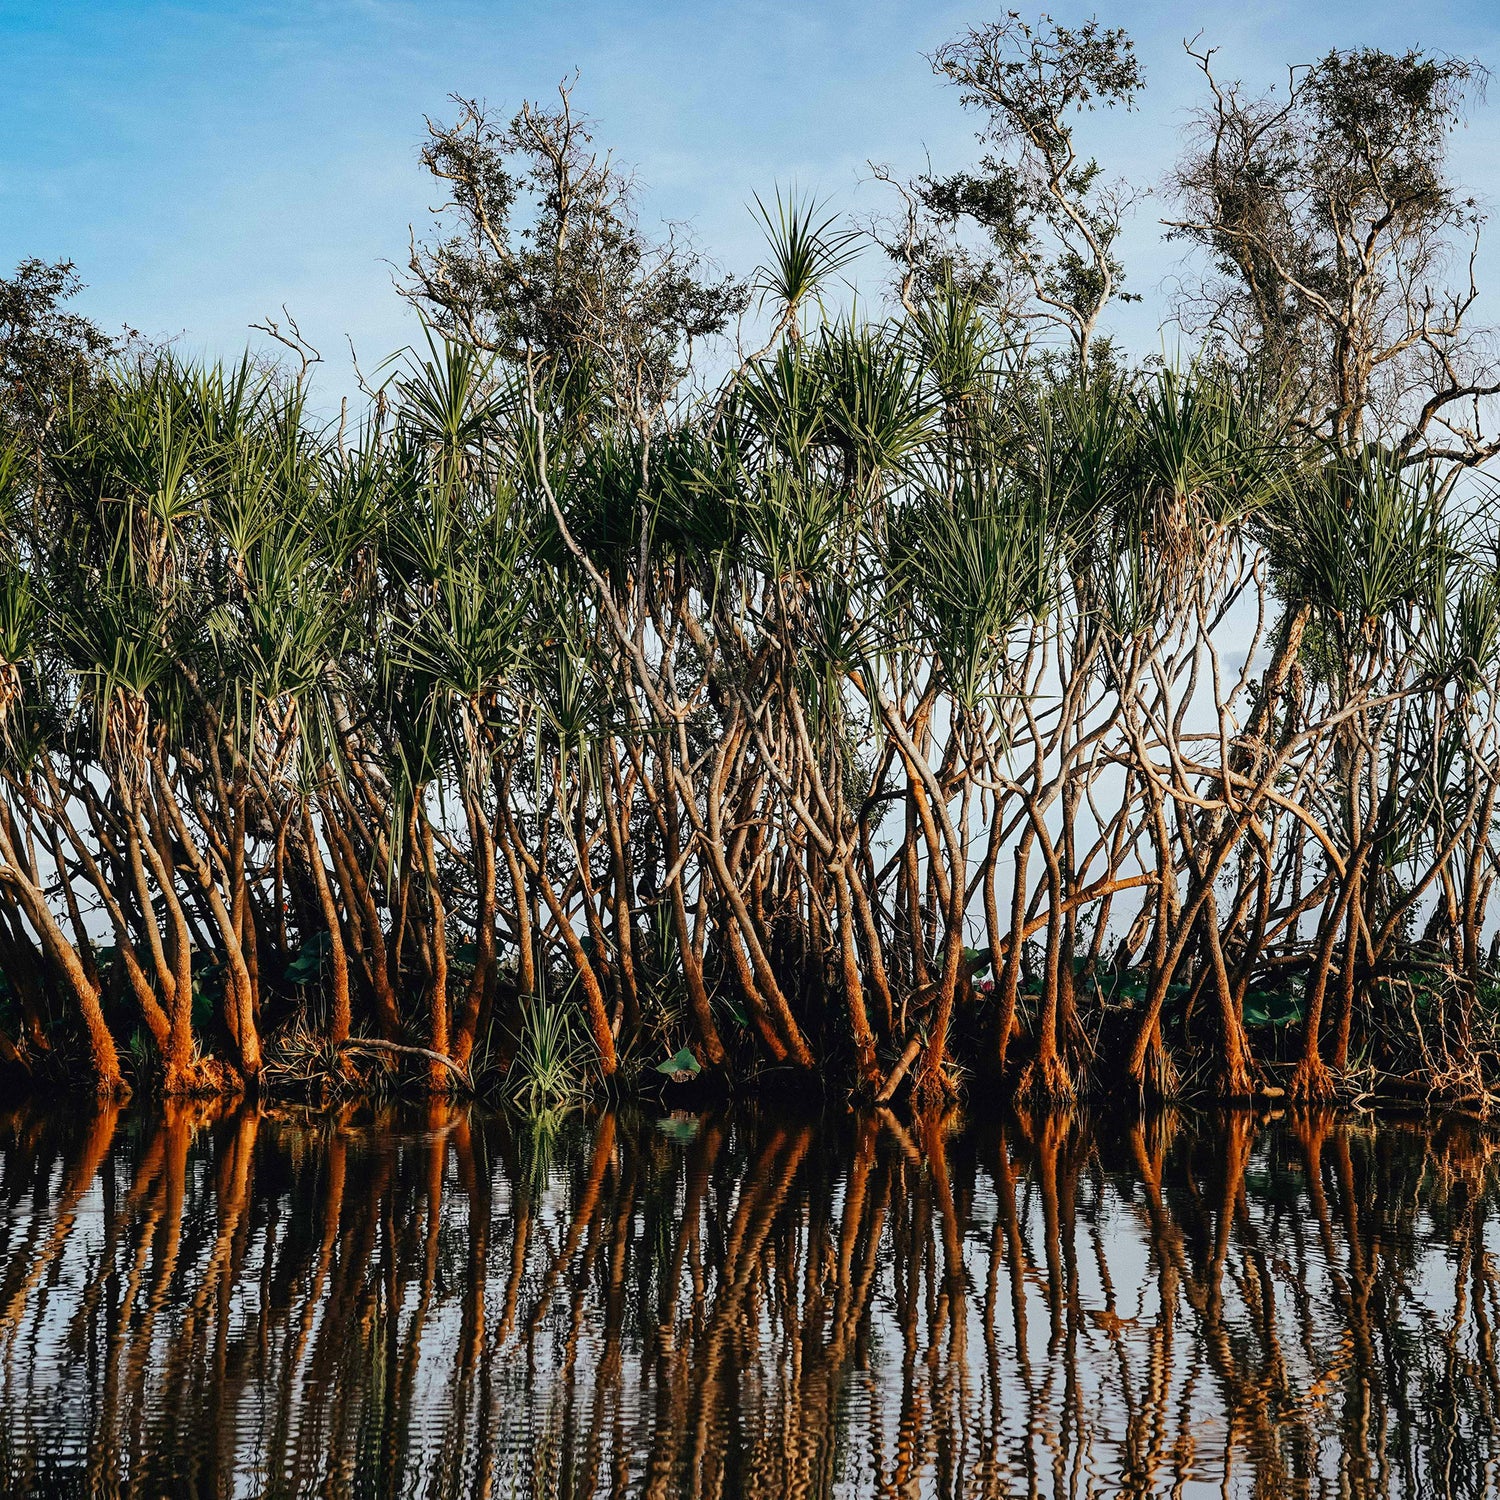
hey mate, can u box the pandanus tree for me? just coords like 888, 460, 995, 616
0, 328, 1497, 1107
6, 88, 1500, 1110
1261, 454, 1463, 1097
886, 438, 1056, 1098
1097, 367, 1293, 1100
0, 516, 126, 1091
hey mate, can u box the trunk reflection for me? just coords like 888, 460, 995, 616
0, 1102, 1496, 1498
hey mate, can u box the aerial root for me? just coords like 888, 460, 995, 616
1288, 1054, 1337, 1104
1016, 1049, 1075, 1110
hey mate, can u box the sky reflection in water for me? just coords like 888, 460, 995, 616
0, 1100, 1496, 1497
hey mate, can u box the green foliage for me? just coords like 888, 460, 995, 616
3, 26, 1500, 1113
0, 258, 121, 444
405, 85, 746, 420
285, 931, 332, 987
918, 14, 1143, 361
507, 996, 583, 1115
751, 188, 862, 335
655, 1046, 702, 1080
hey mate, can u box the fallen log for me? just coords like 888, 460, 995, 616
337, 1039, 473, 1092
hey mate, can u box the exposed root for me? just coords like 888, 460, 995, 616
1214, 1055, 1264, 1105
256, 1026, 473, 1097
910, 1061, 959, 1111
875, 1037, 923, 1104
1016, 1049, 1075, 1110
1288, 1053, 1337, 1103
853, 1038, 883, 1099
162, 1055, 245, 1097
336, 1040, 472, 1092
1127, 1031, 1178, 1104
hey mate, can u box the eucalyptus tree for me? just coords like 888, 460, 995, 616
0, 258, 120, 447
404, 79, 746, 431
1170, 44, 1500, 471
907, 13, 1145, 369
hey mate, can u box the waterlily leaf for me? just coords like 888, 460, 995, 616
655, 1046, 701, 1077
1244, 989, 1304, 1028
285, 930, 332, 985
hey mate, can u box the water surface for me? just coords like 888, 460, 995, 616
0, 1099, 1496, 1497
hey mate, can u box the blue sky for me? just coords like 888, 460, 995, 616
4, 0, 1500, 404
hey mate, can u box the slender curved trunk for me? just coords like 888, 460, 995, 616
418, 805, 451, 1087
303, 800, 351, 1048
452, 787, 495, 1069
0, 813, 122, 1094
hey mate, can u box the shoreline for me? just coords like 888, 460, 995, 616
5, 1046, 1493, 1127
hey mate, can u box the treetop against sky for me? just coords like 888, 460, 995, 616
3, 0, 1499, 400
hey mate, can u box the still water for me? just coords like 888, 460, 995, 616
0, 1099, 1496, 1498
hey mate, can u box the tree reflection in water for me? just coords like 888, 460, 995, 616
0, 1101, 1496, 1498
